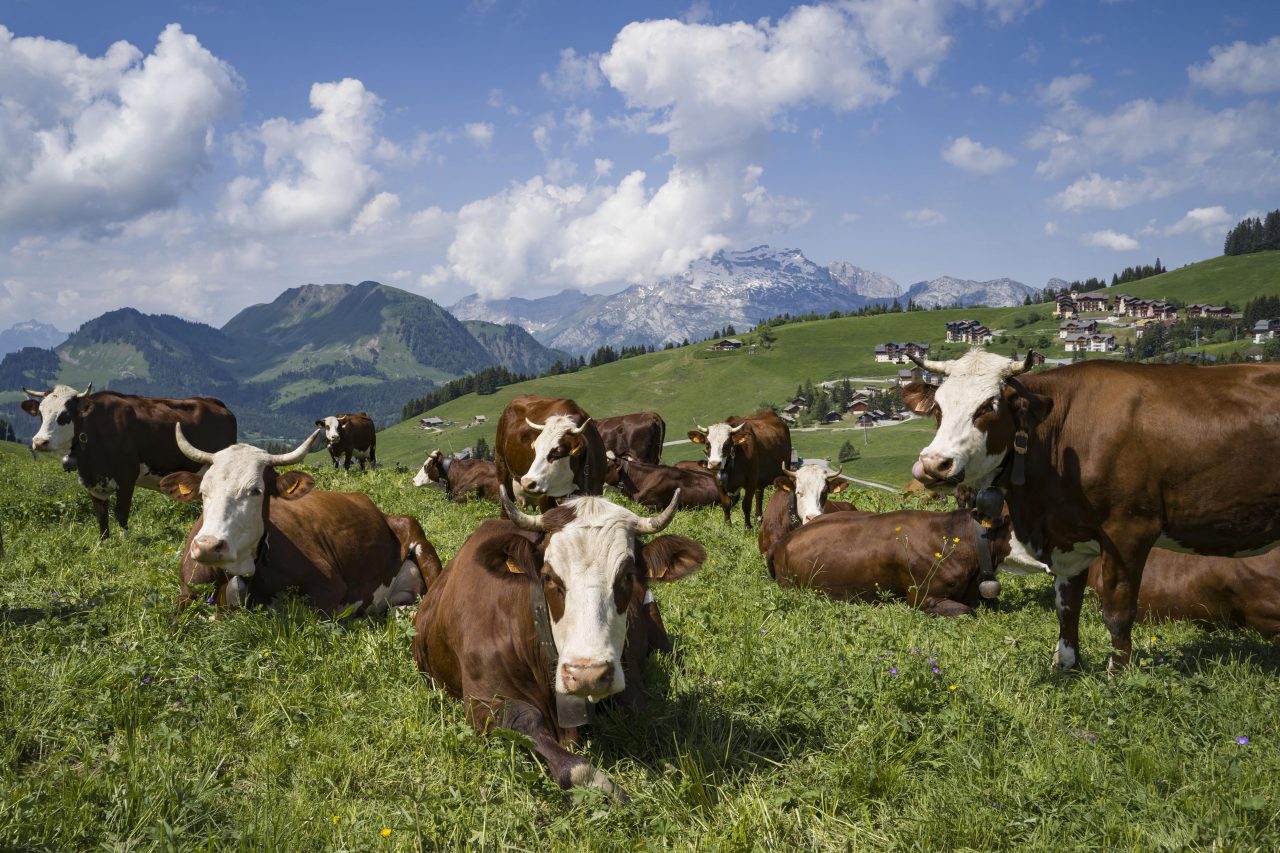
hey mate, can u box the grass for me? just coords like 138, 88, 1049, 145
2, 458, 1279, 850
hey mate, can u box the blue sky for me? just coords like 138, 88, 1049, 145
1, 0, 1278, 328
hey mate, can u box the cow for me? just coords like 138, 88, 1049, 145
902, 350, 1280, 670
162, 425, 440, 615
687, 409, 792, 528
21, 386, 237, 539
412, 490, 705, 801
596, 412, 666, 465
1087, 548, 1280, 640
413, 449, 502, 503
604, 451, 734, 513
315, 412, 377, 470
757, 464, 856, 567
674, 459, 709, 474
770, 506, 1011, 616
494, 395, 607, 511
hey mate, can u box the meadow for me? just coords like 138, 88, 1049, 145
2, 450, 1279, 851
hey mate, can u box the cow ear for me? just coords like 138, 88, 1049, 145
484, 533, 540, 580
314, 420, 324, 428
274, 470, 315, 500
640, 535, 706, 582
732, 432, 749, 446
829, 480, 848, 494
686, 431, 706, 444
567, 434, 584, 456
68, 397, 95, 418
901, 381, 937, 415
1006, 382, 1053, 426
772, 476, 793, 492
20, 399, 40, 416
159, 472, 202, 502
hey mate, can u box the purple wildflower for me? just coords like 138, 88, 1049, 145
206, 593, 215, 604
1237, 736, 1250, 746
932, 666, 941, 675
141, 676, 152, 685
928, 658, 937, 665
889, 667, 899, 676
192, 674, 201, 683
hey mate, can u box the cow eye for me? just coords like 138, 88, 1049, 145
249, 487, 262, 496
56, 412, 70, 425
973, 399, 997, 420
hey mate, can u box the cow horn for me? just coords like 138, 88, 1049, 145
266, 429, 321, 466
729, 422, 746, 433
174, 423, 217, 466
21, 387, 48, 399
606, 450, 616, 460
783, 468, 798, 479
827, 467, 844, 481
568, 417, 591, 435
1005, 350, 1037, 377
78, 383, 93, 397
695, 424, 709, 435
525, 418, 546, 432
634, 490, 680, 535
501, 487, 545, 531
907, 352, 952, 375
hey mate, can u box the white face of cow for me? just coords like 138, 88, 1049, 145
25, 385, 85, 454
694, 421, 744, 472
913, 351, 1025, 490
320, 416, 342, 445
791, 464, 843, 523
413, 451, 444, 488
520, 415, 583, 497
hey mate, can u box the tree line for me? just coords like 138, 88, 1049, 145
1224, 210, 1280, 256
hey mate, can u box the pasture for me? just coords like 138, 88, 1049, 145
2, 453, 1279, 850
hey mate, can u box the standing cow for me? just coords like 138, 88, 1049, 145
315, 413, 377, 470
596, 412, 666, 465
904, 350, 1280, 670
494, 396, 607, 511
163, 426, 440, 614
687, 409, 791, 528
22, 386, 237, 539
413, 491, 705, 801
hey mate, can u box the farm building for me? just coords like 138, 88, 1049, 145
708, 338, 744, 351
1254, 319, 1280, 344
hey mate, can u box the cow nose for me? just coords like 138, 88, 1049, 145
919, 452, 960, 482
32, 438, 50, 452
560, 660, 614, 696
520, 477, 544, 495
191, 535, 231, 562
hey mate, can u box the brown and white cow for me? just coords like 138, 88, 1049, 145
757, 464, 856, 566
413, 491, 705, 800
596, 412, 666, 465
315, 412, 377, 471
22, 387, 237, 538
605, 451, 734, 513
495, 395, 607, 511
1087, 547, 1280, 640
903, 350, 1280, 669
163, 426, 440, 615
687, 409, 791, 528
770, 507, 1011, 616
413, 449, 502, 503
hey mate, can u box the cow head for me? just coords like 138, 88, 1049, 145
413, 449, 446, 488
776, 464, 846, 523
160, 425, 320, 577
603, 450, 623, 487
21, 384, 92, 454
903, 350, 1042, 491
501, 490, 705, 700
519, 415, 590, 497
316, 416, 345, 446
687, 420, 746, 473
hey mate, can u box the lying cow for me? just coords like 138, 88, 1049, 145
1087, 547, 1280, 640
22, 385, 237, 538
413, 490, 705, 801
688, 409, 791, 528
315, 412, 377, 471
605, 451, 734, 513
757, 464, 856, 568
413, 449, 502, 503
596, 412, 666, 465
770, 507, 1010, 616
163, 425, 440, 614
495, 395, 606, 511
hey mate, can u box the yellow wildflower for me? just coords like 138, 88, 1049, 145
948, 684, 958, 691
934, 552, 943, 558
952, 537, 960, 543
895, 526, 901, 532
381, 828, 392, 838
331, 816, 340, 825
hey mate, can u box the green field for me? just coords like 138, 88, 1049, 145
2, 455, 1278, 849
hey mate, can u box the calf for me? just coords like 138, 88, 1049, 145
316, 412, 377, 471
605, 451, 733, 513
1087, 548, 1280, 640
413, 450, 502, 503
770, 508, 1011, 616
495, 395, 606, 511
687, 409, 791, 528
596, 412, 666, 465
413, 491, 705, 800
757, 464, 856, 568
163, 426, 440, 614
22, 386, 237, 538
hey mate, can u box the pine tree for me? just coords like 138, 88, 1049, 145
838, 440, 860, 463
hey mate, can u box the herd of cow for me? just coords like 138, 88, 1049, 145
9, 349, 1280, 801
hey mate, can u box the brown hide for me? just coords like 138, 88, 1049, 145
318, 413, 376, 470
494, 395, 607, 509
1087, 547, 1280, 639
757, 487, 858, 571
597, 412, 666, 465
609, 456, 732, 512
770, 509, 1009, 616
693, 409, 792, 528
177, 491, 434, 614
428, 456, 502, 503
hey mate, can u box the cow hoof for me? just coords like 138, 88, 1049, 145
1051, 641, 1081, 672
570, 764, 629, 805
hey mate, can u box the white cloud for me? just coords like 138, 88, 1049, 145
1054, 172, 1175, 211
981, 0, 1042, 25
463, 121, 494, 149
1143, 205, 1235, 244
683, 1, 713, 24
0, 23, 240, 235
1036, 73, 1092, 105
1189, 37, 1280, 95
1043, 221, 1058, 235
593, 158, 614, 178
540, 48, 604, 97
1082, 229, 1139, 251
904, 207, 947, 227
970, 83, 991, 97
350, 192, 401, 234
941, 136, 1015, 174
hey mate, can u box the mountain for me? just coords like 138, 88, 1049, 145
461, 321, 571, 375
450, 289, 609, 342
0, 320, 67, 355
827, 261, 903, 299
903, 276, 1039, 309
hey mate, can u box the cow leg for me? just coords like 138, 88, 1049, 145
1094, 541, 1151, 672
923, 598, 976, 617
90, 495, 110, 540
112, 481, 135, 535
741, 488, 754, 529
1051, 572, 1088, 671
490, 699, 629, 803
344, 452, 353, 471
369, 447, 377, 469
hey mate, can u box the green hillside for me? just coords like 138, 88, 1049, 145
1109, 250, 1280, 305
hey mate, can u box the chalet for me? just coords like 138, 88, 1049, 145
1254, 319, 1280, 344
1186, 304, 1233, 319
1054, 297, 1078, 319
1059, 319, 1098, 339
845, 400, 870, 414
1133, 318, 1177, 339
896, 367, 942, 386
855, 413, 877, 428
708, 338, 744, 351
945, 319, 993, 345
781, 402, 804, 417
1115, 296, 1177, 319
1063, 332, 1117, 353
1010, 351, 1048, 367
874, 341, 930, 363
779, 412, 797, 424
822, 411, 843, 424
1073, 292, 1109, 313
419, 417, 446, 428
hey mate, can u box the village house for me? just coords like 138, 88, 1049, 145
419, 416, 446, 428
1063, 332, 1117, 353
1059, 319, 1098, 339
1054, 296, 1078, 319
1073, 292, 1109, 313
855, 413, 877, 428
1114, 295, 1177, 319
1254, 319, 1280, 344
944, 319, 994, 345
874, 341, 930, 363
707, 338, 744, 351
896, 367, 942, 386
1185, 304, 1233, 319
822, 410, 843, 424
